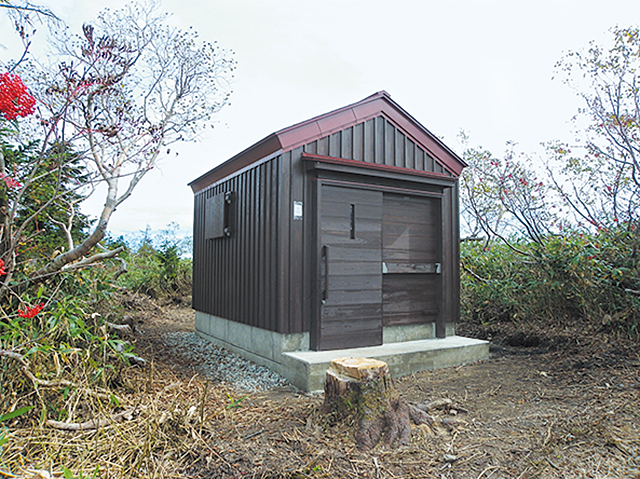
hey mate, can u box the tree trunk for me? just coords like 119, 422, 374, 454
322, 357, 456, 451
33, 179, 118, 278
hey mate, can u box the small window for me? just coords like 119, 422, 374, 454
205, 191, 234, 239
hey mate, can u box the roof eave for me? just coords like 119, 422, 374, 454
188, 133, 283, 193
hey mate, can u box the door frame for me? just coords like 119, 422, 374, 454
309, 176, 450, 350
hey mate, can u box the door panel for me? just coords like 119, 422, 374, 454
317, 185, 383, 350
382, 194, 442, 327
382, 274, 440, 326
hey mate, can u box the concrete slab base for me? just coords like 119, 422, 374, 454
283, 336, 489, 392
194, 312, 489, 393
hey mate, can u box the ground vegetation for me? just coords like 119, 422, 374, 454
0, 3, 230, 477
0, 7, 638, 478
460, 26, 640, 339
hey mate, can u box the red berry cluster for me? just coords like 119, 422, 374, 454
0, 258, 6, 275
0, 173, 21, 189
0, 73, 36, 121
18, 302, 45, 319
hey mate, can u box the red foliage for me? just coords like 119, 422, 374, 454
18, 303, 44, 319
0, 73, 36, 121
0, 173, 22, 189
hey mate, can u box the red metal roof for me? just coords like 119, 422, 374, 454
189, 91, 466, 192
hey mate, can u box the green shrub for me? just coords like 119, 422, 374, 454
461, 226, 640, 336
114, 224, 192, 299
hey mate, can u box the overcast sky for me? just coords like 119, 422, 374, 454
2, 0, 640, 238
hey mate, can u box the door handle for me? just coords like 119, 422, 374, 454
321, 245, 329, 303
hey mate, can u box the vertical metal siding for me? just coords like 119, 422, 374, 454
193, 114, 457, 336
364, 118, 375, 161
375, 117, 385, 164
289, 147, 305, 333
301, 118, 445, 174
277, 154, 291, 333
192, 156, 282, 332
353, 122, 364, 161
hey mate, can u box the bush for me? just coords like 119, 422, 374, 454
114, 224, 192, 299
461, 226, 640, 337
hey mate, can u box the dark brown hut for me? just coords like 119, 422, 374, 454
189, 92, 487, 391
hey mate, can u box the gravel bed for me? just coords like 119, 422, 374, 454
161, 331, 292, 392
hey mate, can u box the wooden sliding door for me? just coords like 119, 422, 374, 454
316, 185, 383, 350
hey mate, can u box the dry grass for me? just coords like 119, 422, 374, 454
2, 297, 640, 478
1, 364, 224, 478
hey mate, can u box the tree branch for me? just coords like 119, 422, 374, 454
46, 407, 136, 431
59, 246, 124, 272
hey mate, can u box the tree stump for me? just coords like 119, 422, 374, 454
322, 357, 453, 450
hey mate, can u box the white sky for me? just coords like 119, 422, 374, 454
2, 0, 640, 238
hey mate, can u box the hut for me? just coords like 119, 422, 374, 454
189, 92, 488, 391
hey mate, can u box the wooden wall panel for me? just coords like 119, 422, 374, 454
317, 184, 383, 350
383, 274, 439, 326
381, 193, 442, 328
382, 194, 439, 263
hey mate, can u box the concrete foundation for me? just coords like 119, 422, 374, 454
195, 312, 489, 392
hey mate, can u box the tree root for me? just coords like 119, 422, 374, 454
356, 397, 464, 450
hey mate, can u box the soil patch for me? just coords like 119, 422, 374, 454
123, 294, 640, 478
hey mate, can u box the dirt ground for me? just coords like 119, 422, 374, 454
126, 295, 640, 479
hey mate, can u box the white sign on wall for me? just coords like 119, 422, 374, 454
293, 201, 303, 220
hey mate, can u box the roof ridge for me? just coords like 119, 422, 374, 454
189, 92, 465, 193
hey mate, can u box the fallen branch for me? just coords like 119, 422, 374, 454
46, 407, 136, 431
625, 288, 640, 296
2, 349, 74, 387
106, 321, 133, 335
1, 349, 117, 399
0, 350, 25, 362
416, 398, 453, 412
0, 467, 15, 478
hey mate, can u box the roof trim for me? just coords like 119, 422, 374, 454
189, 91, 466, 192
301, 153, 456, 185
189, 134, 282, 193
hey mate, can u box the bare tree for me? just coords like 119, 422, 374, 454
0, 0, 60, 71
10, 2, 236, 280
552, 26, 640, 230
459, 135, 558, 254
